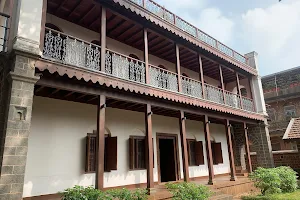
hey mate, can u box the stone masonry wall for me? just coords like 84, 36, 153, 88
232, 124, 246, 169
0, 55, 39, 200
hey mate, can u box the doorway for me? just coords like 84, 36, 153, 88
157, 133, 180, 183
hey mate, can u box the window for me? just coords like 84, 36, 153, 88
129, 136, 146, 170
85, 133, 117, 173
241, 88, 247, 97
187, 139, 204, 166
182, 73, 192, 95
267, 108, 276, 121
211, 142, 223, 165
284, 105, 296, 120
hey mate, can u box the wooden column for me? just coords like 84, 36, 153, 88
96, 95, 106, 190
199, 54, 206, 99
219, 65, 226, 104
236, 72, 244, 109
175, 44, 182, 92
225, 119, 236, 181
244, 122, 253, 173
39, 0, 47, 51
179, 111, 189, 182
100, 7, 107, 72
204, 115, 214, 185
145, 104, 154, 189
144, 28, 149, 84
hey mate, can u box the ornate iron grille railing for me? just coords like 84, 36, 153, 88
149, 64, 178, 92
43, 28, 101, 71
129, 0, 249, 66
181, 76, 203, 99
204, 84, 224, 104
105, 49, 146, 83
242, 96, 254, 112
0, 12, 10, 52
224, 91, 241, 109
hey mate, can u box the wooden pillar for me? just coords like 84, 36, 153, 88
225, 119, 236, 181
96, 95, 106, 190
179, 111, 189, 182
236, 72, 244, 109
39, 0, 47, 51
175, 44, 182, 92
199, 54, 206, 99
204, 115, 214, 185
219, 65, 226, 104
145, 104, 154, 189
100, 7, 107, 72
144, 29, 149, 84
244, 122, 253, 173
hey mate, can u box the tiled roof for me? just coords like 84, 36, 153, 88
283, 118, 300, 140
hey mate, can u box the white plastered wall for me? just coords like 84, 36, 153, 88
46, 14, 221, 87
23, 96, 230, 197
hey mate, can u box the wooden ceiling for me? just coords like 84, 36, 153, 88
47, 0, 246, 83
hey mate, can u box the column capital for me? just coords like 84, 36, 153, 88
8, 72, 40, 84
12, 36, 41, 56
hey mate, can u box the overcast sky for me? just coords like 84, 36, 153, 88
155, 0, 300, 76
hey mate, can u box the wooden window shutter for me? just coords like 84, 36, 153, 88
85, 135, 96, 173
129, 137, 135, 170
212, 142, 223, 164
195, 141, 204, 165
106, 137, 117, 171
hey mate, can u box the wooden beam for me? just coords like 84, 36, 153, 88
151, 42, 173, 53
87, 96, 98, 102
225, 120, 236, 181
50, 89, 60, 96
55, 0, 67, 15
124, 28, 142, 43
118, 24, 136, 38
179, 111, 190, 182
244, 122, 253, 173
148, 38, 166, 51
236, 72, 244, 109
144, 28, 149, 84
39, 0, 47, 51
67, 1, 82, 18
37, 76, 259, 124
78, 4, 96, 24
100, 7, 106, 72
96, 95, 106, 190
64, 91, 75, 98
175, 44, 182, 92
35, 86, 45, 93
199, 55, 206, 98
219, 65, 226, 104
204, 115, 214, 185
76, 93, 87, 100
145, 104, 154, 189
107, 19, 126, 35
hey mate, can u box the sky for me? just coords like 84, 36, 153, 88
155, 0, 300, 76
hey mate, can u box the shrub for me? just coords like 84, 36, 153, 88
165, 182, 212, 200
275, 166, 298, 193
61, 186, 147, 200
250, 167, 298, 195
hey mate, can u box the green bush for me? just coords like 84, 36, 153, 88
106, 188, 148, 200
250, 167, 298, 195
61, 186, 147, 200
165, 182, 212, 200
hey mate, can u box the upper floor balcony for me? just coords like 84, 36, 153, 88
34, 0, 263, 120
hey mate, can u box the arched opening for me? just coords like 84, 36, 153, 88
45, 23, 62, 32
129, 54, 140, 61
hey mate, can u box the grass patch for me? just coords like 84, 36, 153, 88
242, 189, 300, 200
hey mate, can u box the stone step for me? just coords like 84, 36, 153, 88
236, 172, 249, 177
209, 194, 233, 200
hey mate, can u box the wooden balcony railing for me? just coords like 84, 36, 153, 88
42, 28, 256, 113
129, 0, 249, 66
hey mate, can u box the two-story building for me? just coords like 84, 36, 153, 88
0, 0, 274, 199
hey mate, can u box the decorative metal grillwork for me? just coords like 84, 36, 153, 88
145, 0, 174, 24
175, 16, 197, 37
197, 30, 217, 48
234, 53, 246, 64
225, 91, 241, 109
130, 0, 143, 6
242, 97, 254, 112
181, 76, 203, 99
149, 65, 178, 92
105, 50, 146, 83
204, 84, 224, 104
218, 42, 233, 57
43, 28, 101, 71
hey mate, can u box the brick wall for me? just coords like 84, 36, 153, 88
251, 151, 300, 173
